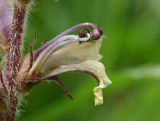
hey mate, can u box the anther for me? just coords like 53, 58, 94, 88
79, 30, 88, 38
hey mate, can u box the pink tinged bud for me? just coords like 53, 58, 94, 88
0, 0, 11, 38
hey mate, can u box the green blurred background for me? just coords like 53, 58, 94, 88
18, 0, 160, 121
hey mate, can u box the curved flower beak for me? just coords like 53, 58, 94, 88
18, 23, 111, 106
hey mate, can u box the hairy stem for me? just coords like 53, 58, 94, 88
1, 1, 29, 120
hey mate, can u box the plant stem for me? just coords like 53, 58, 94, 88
1, 1, 27, 120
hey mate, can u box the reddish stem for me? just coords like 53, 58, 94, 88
3, 2, 27, 121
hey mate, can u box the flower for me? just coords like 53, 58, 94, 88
17, 22, 111, 106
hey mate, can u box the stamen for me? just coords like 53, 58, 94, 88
79, 30, 88, 38
79, 33, 90, 42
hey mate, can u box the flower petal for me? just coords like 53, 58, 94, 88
40, 37, 103, 73
39, 60, 111, 105
40, 60, 111, 87
29, 33, 95, 76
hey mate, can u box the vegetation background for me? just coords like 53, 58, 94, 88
18, 0, 160, 121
